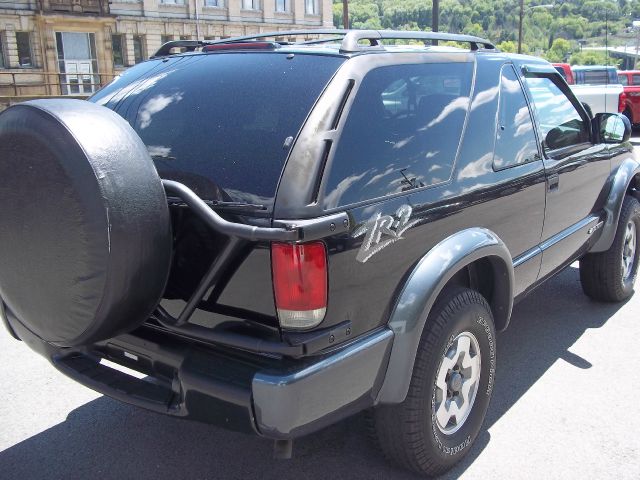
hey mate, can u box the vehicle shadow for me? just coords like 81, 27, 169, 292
0, 266, 628, 480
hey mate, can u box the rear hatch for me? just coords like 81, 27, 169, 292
90, 51, 345, 337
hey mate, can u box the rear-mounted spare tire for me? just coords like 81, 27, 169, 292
0, 99, 172, 347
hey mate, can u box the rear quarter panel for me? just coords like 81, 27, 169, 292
290, 54, 547, 340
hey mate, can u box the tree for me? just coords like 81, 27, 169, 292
545, 38, 572, 62
463, 23, 485, 38
496, 40, 517, 53
569, 50, 622, 66
330, 0, 630, 58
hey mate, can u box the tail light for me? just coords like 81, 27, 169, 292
619, 91, 627, 113
271, 242, 327, 329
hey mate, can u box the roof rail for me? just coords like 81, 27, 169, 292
153, 31, 347, 57
339, 30, 497, 53
154, 40, 204, 57
204, 29, 349, 46
151, 29, 497, 58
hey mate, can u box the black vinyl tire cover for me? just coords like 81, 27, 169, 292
0, 99, 172, 347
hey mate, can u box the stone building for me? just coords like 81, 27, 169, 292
0, 0, 334, 100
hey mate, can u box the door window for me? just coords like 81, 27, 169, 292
619, 74, 629, 86
323, 61, 473, 209
525, 74, 590, 152
493, 65, 539, 169
633, 74, 640, 85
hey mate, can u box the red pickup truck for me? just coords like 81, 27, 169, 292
618, 70, 640, 126
552, 63, 575, 84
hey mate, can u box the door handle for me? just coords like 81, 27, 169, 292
548, 173, 559, 191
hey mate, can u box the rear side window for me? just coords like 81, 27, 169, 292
633, 74, 640, 85
493, 65, 538, 170
525, 75, 590, 152
90, 53, 344, 207
323, 61, 473, 209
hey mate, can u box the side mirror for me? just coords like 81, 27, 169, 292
593, 112, 631, 144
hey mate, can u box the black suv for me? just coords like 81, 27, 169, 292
1, 30, 638, 476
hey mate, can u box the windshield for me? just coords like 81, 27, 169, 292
90, 52, 344, 209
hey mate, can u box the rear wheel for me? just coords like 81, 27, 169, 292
372, 288, 496, 476
580, 195, 640, 302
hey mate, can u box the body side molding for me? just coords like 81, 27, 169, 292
376, 228, 513, 405
591, 156, 640, 253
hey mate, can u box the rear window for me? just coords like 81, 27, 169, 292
90, 53, 344, 208
577, 69, 611, 85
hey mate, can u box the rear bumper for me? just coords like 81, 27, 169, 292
6, 312, 393, 439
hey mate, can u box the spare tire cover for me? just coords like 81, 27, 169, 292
0, 99, 172, 347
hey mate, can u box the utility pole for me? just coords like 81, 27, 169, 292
635, 21, 640, 69
518, 0, 524, 54
432, 0, 439, 45
432, 0, 439, 32
343, 0, 349, 29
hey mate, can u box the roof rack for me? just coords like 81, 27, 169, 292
339, 30, 496, 52
154, 40, 204, 57
152, 29, 497, 58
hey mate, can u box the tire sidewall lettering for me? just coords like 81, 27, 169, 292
428, 302, 496, 459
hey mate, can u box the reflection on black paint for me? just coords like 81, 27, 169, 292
493, 65, 539, 170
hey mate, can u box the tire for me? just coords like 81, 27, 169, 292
580, 195, 640, 302
0, 99, 172, 347
372, 288, 496, 476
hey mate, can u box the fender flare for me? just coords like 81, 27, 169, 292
590, 156, 640, 253
376, 228, 513, 404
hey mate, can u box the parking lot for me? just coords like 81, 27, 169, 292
1, 141, 640, 479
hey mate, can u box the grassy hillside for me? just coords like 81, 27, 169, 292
333, 0, 640, 64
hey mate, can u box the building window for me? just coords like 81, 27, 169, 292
242, 0, 259, 10
161, 35, 173, 45
275, 0, 287, 12
205, 0, 221, 6
55, 31, 99, 95
133, 35, 145, 64
305, 0, 317, 14
160, 0, 184, 4
0, 35, 5, 68
16, 32, 33, 67
112, 34, 125, 67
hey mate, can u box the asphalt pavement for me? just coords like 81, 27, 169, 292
1, 137, 640, 479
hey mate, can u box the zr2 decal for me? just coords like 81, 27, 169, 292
353, 205, 420, 263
